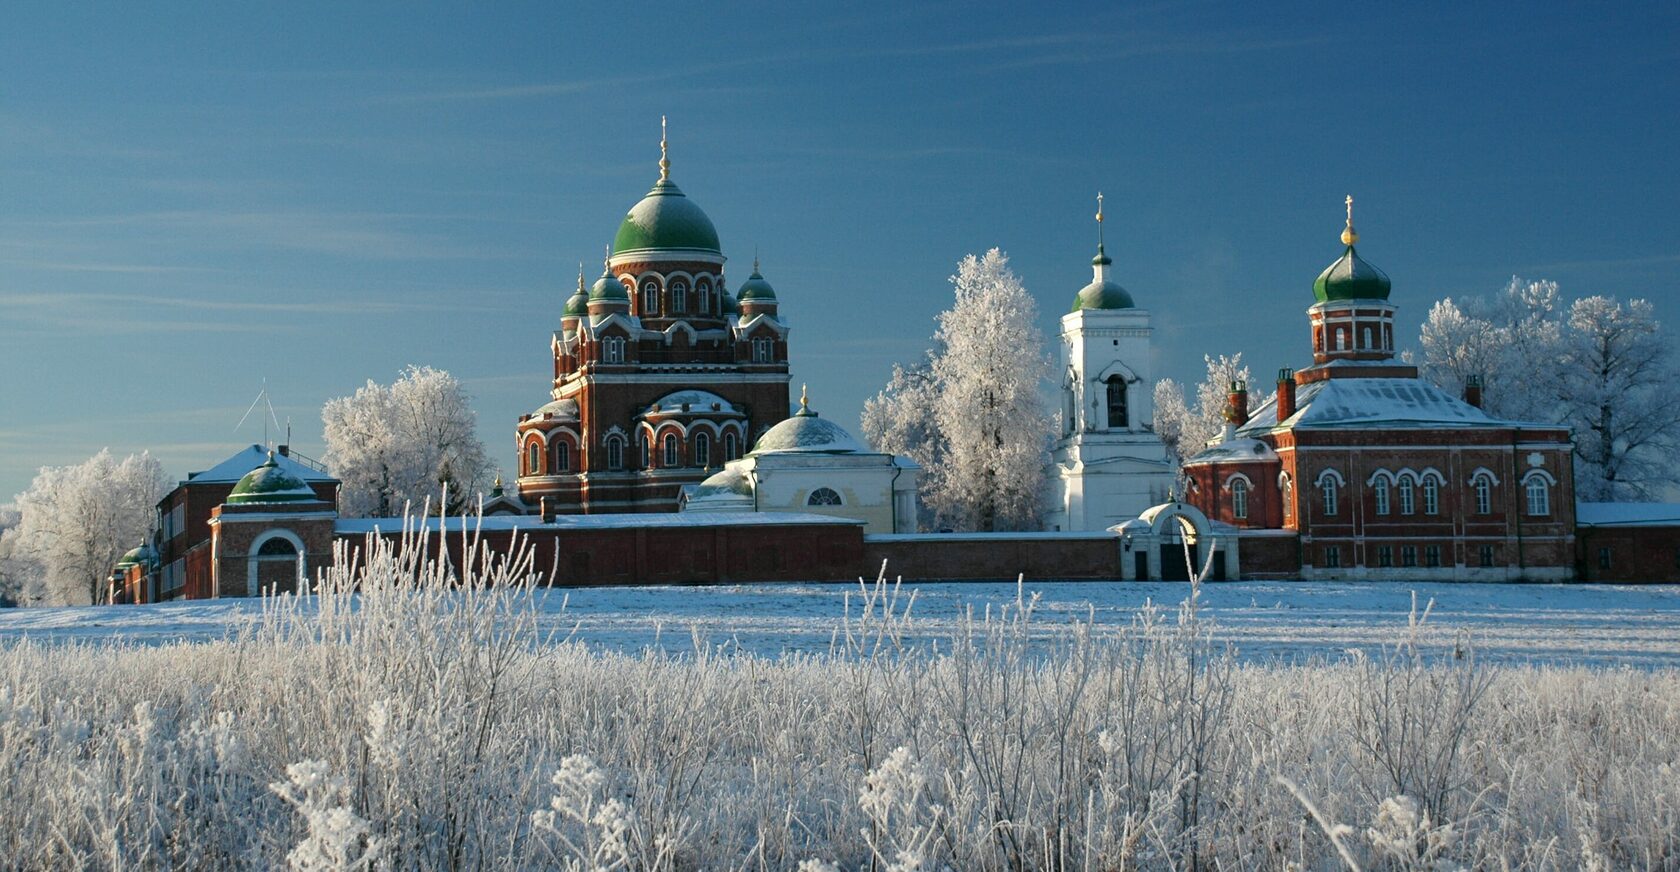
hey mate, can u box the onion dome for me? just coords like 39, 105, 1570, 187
563, 267, 589, 318
1071, 194, 1136, 311
751, 387, 868, 454
227, 451, 318, 505
115, 541, 155, 569
736, 261, 777, 303
587, 263, 628, 303
531, 398, 581, 420
611, 120, 722, 256
1313, 195, 1392, 302
1072, 244, 1136, 311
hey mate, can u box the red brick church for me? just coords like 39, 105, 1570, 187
515, 122, 792, 513
1182, 199, 1577, 580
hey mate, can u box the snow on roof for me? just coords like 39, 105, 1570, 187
334, 511, 863, 535
1577, 503, 1680, 527
1238, 377, 1542, 434
643, 390, 742, 415
865, 531, 1116, 542
1187, 437, 1278, 464
187, 445, 338, 484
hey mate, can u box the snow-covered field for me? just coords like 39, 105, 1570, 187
6, 534, 1680, 870
5, 577, 1678, 666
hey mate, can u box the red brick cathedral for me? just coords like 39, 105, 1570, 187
1183, 198, 1577, 580
516, 125, 791, 513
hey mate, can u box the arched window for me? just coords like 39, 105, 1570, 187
663, 434, 679, 468
1373, 477, 1391, 515
724, 431, 739, 461
1423, 477, 1440, 515
606, 437, 624, 471
671, 281, 687, 314
1398, 475, 1415, 515
697, 281, 711, 314
527, 441, 542, 475
257, 536, 297, 556
641, 281, 658, 315
694, 432, 710, 468
1321, 478, 1338, 516
552, 441, 570, 473
1280, 474, 1294, 522
1474, 475, 1492, 515
601, 337, 626, 364
808, 487, 842, 506
1526, 477, 1550, 516
1362, 326, 1373, 349
638, 433, 650, 469
1231, 478, 1249, 520
1335, 330, 1346, 351
1106, 377, 1128, 429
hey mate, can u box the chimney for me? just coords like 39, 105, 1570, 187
539, 496, 554, 523
1224, 380, 1248, 425
1276, 368, 1297, 422
277, 444, 290, 457
1464, 374, 1483, 409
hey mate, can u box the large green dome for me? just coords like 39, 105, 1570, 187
612, 179, 721, 256
1312, 245, 1392, 302
227, 452, 317, 505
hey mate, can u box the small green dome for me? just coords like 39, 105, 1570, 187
1313, 245, 1392, 302
227, 452, 317, 505
563, 282, 589, 317
1072, 280, 1135, 311
736, 267, 777, 303
588, 268, 628, 303
115, 542, 153, 569
612, 180, 722, 256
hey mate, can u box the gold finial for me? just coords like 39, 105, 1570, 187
603, 244, 611, 272
577, 262, 585, 292
1095, 191, 1105, 249
493, 473, 502, 487
658, 115, 670, 183
800, 383, 809, 411
1341, 194, 1359, 246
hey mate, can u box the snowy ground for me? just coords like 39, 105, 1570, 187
3, 579, 1678, 666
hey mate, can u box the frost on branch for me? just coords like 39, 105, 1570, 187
271, 760, 384, 872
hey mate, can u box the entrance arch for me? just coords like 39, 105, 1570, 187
248, 528, 306, 596
1111, 501, 1240, 581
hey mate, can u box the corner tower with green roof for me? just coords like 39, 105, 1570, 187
523, 118, 792, 515
1047, 193, 1176, 533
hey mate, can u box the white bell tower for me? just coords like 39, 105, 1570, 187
1045, 194, 1176, 531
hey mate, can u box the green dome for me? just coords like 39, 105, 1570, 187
1072, 281, 1135, 311
588, 268, 628, 303
612, 180, 721, 256
227, 452, 317, 505
736, 268, 777, 302
563, 278, 589, 317
1313, 245, 1392, 302
115, 543, 153, 569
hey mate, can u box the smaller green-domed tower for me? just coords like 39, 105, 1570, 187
1305, 196, 1401, 365
563, 265, 589, 321
1070, 193, 1135, 311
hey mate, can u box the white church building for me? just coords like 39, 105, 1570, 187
1045, 199, 1177, 532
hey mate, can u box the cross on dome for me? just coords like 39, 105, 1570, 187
1342, 194, 1359, 246
658, 115, 670, 183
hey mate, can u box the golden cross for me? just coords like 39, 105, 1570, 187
659, 115, 670, 182
1345, 194, 1354, 226
1096, 191, 1104, 223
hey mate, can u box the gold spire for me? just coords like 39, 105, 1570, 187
1095, 191, 1105, 248
799, 383, 809, 412
1341, 194, 1359, 246
603, 244, 611, 272
576, 262, 585, 293
493, 473, 502, 488
658, 115, 670, 183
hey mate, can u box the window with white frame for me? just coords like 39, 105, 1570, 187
1231, 478, 1249, 519
1374, 477, 1391, 515
639, 434, 650, 468
1423, 477, 1440, 515
671, 280, 687, 314
663, 434, 679, 468
1526, 476, 1550, 516
527, 441, 541, 475
641, 282, 658, 315
1473, 475, 1492, 515
552, 441, 570, 473
1398, 475, 1415, 515
724, 431, 738, 461
694, 432, 710, 468
808, 487, 842, 506
752, 338, 774, 363
606, 436, 624, 471
1321, 477, 1338, 516
698, 281, 711, 314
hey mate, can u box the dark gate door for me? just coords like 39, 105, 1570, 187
1160, 543, 1199, 581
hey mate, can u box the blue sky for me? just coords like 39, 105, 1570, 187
3, 1, 1677, 498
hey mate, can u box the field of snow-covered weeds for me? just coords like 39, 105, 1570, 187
3, 532, 1678, 870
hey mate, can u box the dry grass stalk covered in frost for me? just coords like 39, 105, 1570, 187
1, 520, 1678, 871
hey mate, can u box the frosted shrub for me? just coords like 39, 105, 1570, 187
1365, 795, 1463, 871
271, 760, 383, 871
859, 746, 946, 872
529, 754, 634, 872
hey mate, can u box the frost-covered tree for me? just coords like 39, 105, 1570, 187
322, 365, 493, 517
861, 249, 1054, 531
1556, 296, 1680, 501
0, 505, 28, 606
1154, 354, 1259, 470
1419, 278, 1680, 500
9, 450, 169, 605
